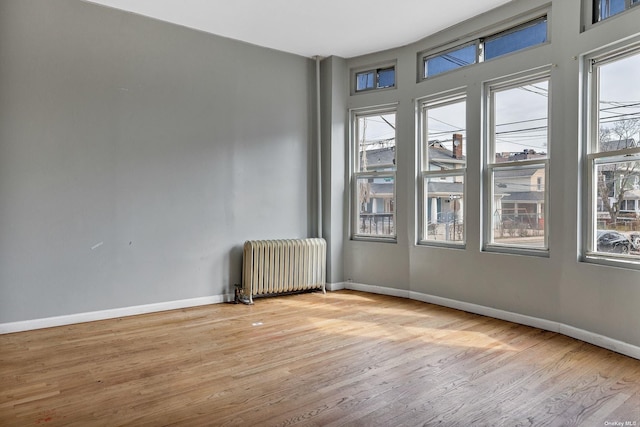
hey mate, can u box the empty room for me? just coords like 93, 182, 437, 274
1, 0, 639, 425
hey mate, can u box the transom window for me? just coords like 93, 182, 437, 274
585, 46, 640, 264
355, 66, 396, 93
422, 16, 548, 79
351, 107, 397, 240
485, 73, 550, 254
593, 0, 640, 22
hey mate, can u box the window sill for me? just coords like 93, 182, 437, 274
583, 253, 640, 271
417, 240, 466, 250
483, 244, 550, 258
351, 236, 397, 244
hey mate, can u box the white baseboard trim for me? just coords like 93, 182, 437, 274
344, 282, 640, 360
0, 293, 235, 335
345, 282, 410, 299
326, 282, 346, 291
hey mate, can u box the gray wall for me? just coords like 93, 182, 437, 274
0, 0, 315, 322
320, 56, 347, 284
343, 0, 640, 348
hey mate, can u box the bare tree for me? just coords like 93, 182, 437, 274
598, 119, 640, 225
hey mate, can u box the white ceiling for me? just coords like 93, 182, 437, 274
84, 0, 513, 58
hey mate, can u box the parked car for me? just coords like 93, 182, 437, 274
597, 230, 632, 254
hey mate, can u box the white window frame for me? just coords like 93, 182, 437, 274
583, 0, 640, 31
483, 70, 551, 256
352, 62, 397, 95
583, 42, 640, 268
418, 10, 549, 81
417, 90, 467, 247
350, 105, 398, 242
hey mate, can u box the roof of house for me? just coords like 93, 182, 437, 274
426, 181, 464, 194
600, 138, 637, 151
428, 141, 465, 161
501, 191, 545, 202
624, 189, 640, 200
361, 142, 465, 171
363, 146, 395, 167
495, 168, 540, 178
369, 183, 393, 195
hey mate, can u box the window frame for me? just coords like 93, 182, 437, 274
417, 90, 468, 247
422, 42, 480, 79
352, 63, 397, 94
483, 70, 551, 256
583, 43, 640, 268
583, 0, 640, 30
593, 0, 640, 23
418, 12, 549, 81
482, 16, 549, 61
350, 105, 398, 242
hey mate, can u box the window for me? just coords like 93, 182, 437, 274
585, 46, 640, 263
485, 73, 550, 253
351, 106, 397, 240
593, 0, 640, 22
424, 44, 477, 79
420, 16, 548, 79
418, 93, 466, 245
484, 17, 548, 61
355, 66, 396, 92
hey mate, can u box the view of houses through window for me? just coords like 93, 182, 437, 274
352, 108, 397, 239
486, 76, 549, 250
348, 8, 639, 267
420, 95, 466, 244
588, 48, 640, 259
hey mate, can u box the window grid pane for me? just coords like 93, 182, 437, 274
424, 175, 465, 243
491, 165, 546, 248
425, 44, 477, 78
377, 68, 395, 88
357, 113, 396, 173
356, 72, 375, 91
493, 81, 549, 163
355, 175, 395, 237
484, 19, 548, 60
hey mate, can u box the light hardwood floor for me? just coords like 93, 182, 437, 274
1, 290, 639, 426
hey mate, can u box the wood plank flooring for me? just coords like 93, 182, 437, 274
1, 290, 639, 426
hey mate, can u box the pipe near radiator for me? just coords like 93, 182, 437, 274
314, 55, 323, 239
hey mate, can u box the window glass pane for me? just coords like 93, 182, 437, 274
377, 68, 395, 88
357, 113, 397, 172
356, 176, 395, 237
595, 160, 640, 254
492, 165, 546, 248
485, 18, 547, 60
425, 44, 476, 78
597, 53, 640, 153
596, 0, 626, 20
493, 80, 549, 163
426, 100, 466, 169
356, 71, 375, 91
424, 176, 464, 243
